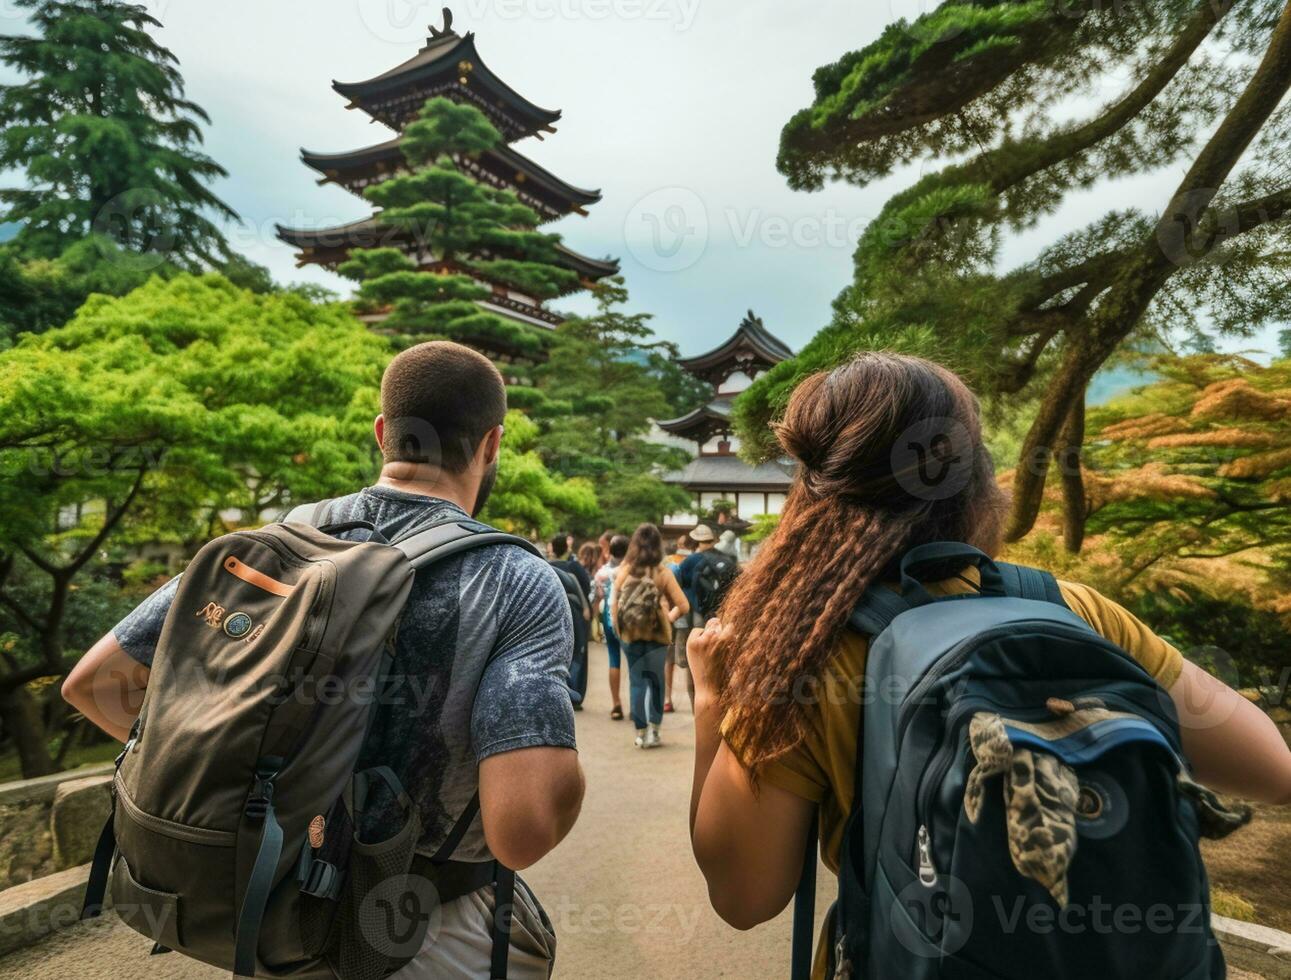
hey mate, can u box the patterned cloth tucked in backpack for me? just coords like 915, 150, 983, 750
963, 710, 1081, 907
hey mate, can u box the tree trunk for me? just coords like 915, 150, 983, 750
1005, 0, 1291, 542
1005, 339, 1108, 541
1058, 392, 1088, 553
0, 685, 56, 779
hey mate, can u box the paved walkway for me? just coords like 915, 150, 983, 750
0, 644, 832, 979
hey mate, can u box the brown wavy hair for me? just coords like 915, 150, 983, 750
624, 522, 664, 576
714, 353, 1008, 774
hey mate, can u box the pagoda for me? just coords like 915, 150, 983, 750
658, 311, 797, 548
276, 9, 618, 360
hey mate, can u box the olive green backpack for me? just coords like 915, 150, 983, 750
81, 506, 539, 979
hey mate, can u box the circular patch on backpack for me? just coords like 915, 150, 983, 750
308, 815, 326, 849
1074, 774, 1128, 839
224, 611, 254, 638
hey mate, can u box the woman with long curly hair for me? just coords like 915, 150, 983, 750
612, 523, 689, 748
687, 353, 1291, 975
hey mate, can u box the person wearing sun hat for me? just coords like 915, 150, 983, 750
669, 523, 717, 708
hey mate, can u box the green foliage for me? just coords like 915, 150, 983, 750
1, 273, 389, 544
341, 97, 577, 354
0, 272, 388, 699
743, 513, 781, 545
530, 279, 691, 533
480, 410, 597, 536
744, 0, 1291, 547
1078, 354, 1291, 565
1004, 355, 1290, 689
0, 0, 235, 266
1130, 593, 1290, 705
0, 237, 168, 343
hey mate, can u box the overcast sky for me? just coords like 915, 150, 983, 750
4, 0, 1283, 360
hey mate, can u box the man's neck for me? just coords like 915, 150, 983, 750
376, 470, 474, 515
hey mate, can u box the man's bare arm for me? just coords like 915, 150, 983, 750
62, 632, 148, 743
479, 746, 584, 870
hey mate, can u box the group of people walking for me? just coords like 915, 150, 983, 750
549, 520, 738, 750
61, 339, 1291, 980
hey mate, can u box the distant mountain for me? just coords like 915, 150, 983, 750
1089, 365, 1157, 406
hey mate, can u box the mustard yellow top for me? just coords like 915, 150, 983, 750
721, 576, 1184, 978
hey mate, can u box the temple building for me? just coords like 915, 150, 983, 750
276, 11, 617, 360
658, 312, 797, 549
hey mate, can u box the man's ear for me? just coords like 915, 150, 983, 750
373, 415, 385, 455
482, 424, 503, 466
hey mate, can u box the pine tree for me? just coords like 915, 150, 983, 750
0, 0, 236, 266
533, 278, 693, 532
740, 0, 1291, 548
339, 97, 579, 363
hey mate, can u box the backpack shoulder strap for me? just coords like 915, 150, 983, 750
849, 585, 913, 637
392, 517, 541, 570
996, 562, 1069, 609
283, 498, 336, 526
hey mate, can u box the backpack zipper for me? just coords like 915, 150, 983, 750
242, 531, 336, 652
114, 773, 236, 846
916, 825, 937, 886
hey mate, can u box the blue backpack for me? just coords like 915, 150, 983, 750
791, 542, 1229, 980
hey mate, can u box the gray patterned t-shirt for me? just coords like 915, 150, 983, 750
112, 486, 577, 861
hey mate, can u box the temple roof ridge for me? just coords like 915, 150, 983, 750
675, 310, 794, 384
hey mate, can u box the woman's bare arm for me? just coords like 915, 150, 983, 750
1171, 659, 1291, 804
611, 565, 627, 637
687, 621, 814, 930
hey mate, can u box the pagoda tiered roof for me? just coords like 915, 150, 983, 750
333, 29, 560, 138
662, 456, 797, 491
676, 310, 794, 386
275, 217, 619, 295
656, 398, 733, 441
300, 138, 602, 221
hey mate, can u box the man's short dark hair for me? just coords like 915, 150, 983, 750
381, 342, 506, 473
550, 534, 569, 558
609, 534, 629, 560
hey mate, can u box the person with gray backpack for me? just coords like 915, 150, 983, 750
63, 341, 585, 979
684, 354, 1291, 980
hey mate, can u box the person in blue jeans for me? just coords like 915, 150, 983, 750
610, 523, 689, 748
595, 534, 629, 720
